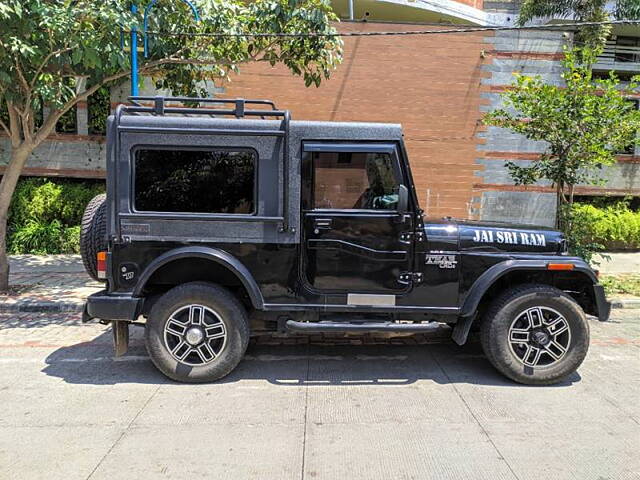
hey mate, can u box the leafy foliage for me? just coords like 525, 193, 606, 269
484, 47, 640, 234
571, 200, 640, 251
562, 203, 606, 263
0, 0, 342, 126
87, 87, 110, 135
8, 178, 104, 254
517, 0, 640, 50
56, 106, 77, 134
0, 0, 342, 286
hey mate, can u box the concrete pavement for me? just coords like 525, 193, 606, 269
0, 310, 638, 480
593, 252, 640, 275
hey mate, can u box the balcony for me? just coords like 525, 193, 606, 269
594, 36, 640, 75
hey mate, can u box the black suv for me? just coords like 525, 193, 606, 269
81, 96, 610, 385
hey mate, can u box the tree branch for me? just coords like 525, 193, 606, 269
29, 47, 75, 89
13, 57, 30, 96
0, 118, 9, 137
6, 103, 21, 148
32, 56, 184, 146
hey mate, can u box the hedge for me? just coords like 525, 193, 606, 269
8, 178, 105, 255
571, 201, 640, 251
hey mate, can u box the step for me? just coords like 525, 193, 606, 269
285, 319, 438, 334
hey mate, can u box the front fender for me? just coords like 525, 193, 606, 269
132, 246, 264, 309
459, 257, 598, 318
451, 256, 608, 346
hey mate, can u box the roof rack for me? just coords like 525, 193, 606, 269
115, 96, 293, 233
125, 95, 289, 120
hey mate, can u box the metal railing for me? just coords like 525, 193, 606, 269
594, 37, 640, 73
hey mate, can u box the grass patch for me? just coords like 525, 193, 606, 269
600, 274, 640, 297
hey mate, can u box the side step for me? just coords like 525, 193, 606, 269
285, 319, 437, 334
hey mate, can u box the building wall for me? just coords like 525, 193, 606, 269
221, 22, 490, 219
477, 30, 640, 226
1, 16, 638, 228
0, 135, 106, 179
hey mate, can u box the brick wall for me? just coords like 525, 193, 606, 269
454, 0, 484, 8
222, 22, 491, 219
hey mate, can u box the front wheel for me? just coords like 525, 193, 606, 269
145, 282, 250, 383
480, 284, 590, 385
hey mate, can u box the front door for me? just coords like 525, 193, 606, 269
301, 143, 414, 300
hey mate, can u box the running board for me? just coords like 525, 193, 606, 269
285, 319, 436, 334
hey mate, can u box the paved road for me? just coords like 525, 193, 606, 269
0, 311, 638, 480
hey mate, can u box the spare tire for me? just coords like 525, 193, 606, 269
80, 193, 107, 282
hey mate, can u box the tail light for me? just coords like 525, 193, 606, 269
97, 251, 107, 279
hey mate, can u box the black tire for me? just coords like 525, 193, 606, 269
480, 284, 589, 385
80, 193, 107, 282
145, 282, 250, 383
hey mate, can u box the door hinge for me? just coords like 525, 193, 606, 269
398, 272, 423, 285
399, 230, 425, 244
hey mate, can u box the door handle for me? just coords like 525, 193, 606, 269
313, 218, 332, 233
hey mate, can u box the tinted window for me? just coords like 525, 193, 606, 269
313, 152, 399, 210
134, 149, 256, 214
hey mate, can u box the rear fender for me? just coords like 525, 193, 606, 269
133, 246, 264, 309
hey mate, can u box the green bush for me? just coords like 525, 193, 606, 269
569, 200, 640, 258
8, 178, 105, 255
88, 87, 111, 135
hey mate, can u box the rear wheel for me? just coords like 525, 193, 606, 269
145, 282, 250, 383
480, 284, 589, 385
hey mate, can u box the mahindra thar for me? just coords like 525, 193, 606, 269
81, 96, 610, 385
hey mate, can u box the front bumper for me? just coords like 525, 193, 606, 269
593, 284, 611, 322
83, 290, 142, 323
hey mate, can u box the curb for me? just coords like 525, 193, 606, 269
609, 298, 640, 310
0, 301, 83, 314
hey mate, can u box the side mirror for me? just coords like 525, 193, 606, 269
397, 184, 409, 214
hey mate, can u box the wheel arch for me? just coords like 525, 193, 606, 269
461, 260, 599, 319
452, 259, 601, 346
133, 246, 264, 309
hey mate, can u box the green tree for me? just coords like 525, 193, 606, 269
518, 0, 640, 50
0, 0, 342, 290
484, 48, 640, 246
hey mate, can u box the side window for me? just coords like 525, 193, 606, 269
312, 152, 400, 210
134, 148, 256, 214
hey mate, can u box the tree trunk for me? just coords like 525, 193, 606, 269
555, 182, 564, 230
0, 145, 33, 291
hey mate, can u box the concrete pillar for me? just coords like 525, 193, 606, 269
42, 106, 51, 125
75, 77, 88, 135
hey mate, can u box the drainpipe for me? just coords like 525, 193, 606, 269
348, 0, 354, 20
131, 2, 138, 96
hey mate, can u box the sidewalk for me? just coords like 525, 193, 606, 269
0, 254, 638, 313
1, 255, 101, 313
593, 252, 640, 275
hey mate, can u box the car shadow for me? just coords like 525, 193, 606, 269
41, 326, 581, 388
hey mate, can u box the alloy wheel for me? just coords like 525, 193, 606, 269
508, 306, 571, 368
163, 304, 227, 366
